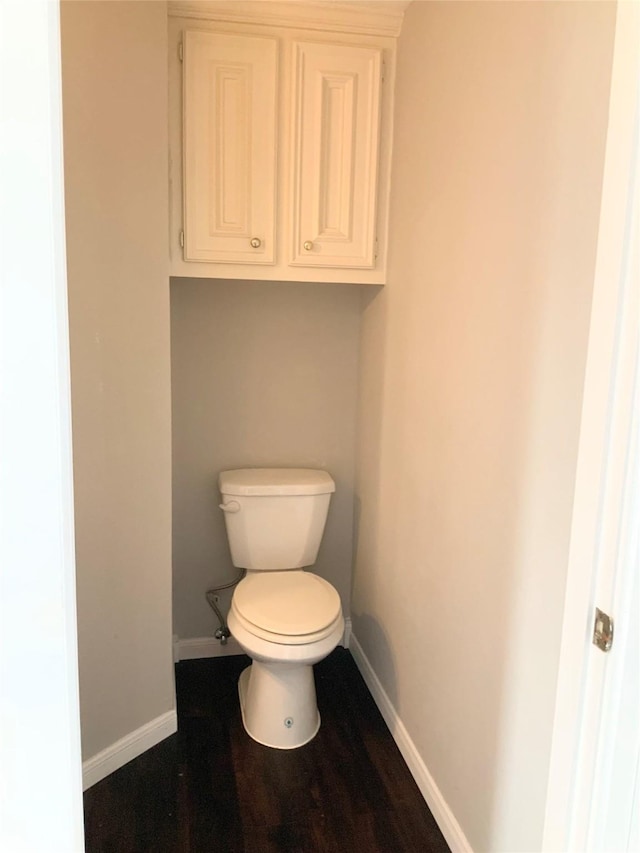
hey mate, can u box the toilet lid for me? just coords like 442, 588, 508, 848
233, 572, 341, 636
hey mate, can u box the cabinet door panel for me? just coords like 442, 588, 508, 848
184, 31, 277, 263
291, 41, 381, 268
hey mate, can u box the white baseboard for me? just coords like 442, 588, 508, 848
349, 632, 472, 853
82, 709, 177, 791
174, 617, 353, 663
342, 616, 352, 648
174, 635, 244, 661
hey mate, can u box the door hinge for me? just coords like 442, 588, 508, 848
374, 237, 379, 260
593, 607, 614, 652
178, 42, 184, 63
179, 230, 184, 249
381, 60, 386, 83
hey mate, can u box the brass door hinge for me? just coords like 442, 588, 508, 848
593, 607, 614, 652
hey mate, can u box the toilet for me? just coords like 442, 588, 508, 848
219, 468, 344, 749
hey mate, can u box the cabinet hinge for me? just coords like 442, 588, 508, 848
179, 230, 184, 248
381, 61, 386, 82
374, 238, 379, 260
178, 42, 184, 63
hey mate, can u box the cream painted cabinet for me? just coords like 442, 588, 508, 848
183, 31, 277, 263
290, 41, 381, 269
171, 3, 400, 284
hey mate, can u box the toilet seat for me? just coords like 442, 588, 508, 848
231, 607, 343, 646
232, 571, 342, 646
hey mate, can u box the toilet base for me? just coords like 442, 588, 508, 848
238, 662, 320, 749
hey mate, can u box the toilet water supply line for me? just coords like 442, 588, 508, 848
206, 569, 245, 645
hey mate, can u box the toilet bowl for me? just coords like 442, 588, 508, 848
228, 569, 344, 749
219, 468, 343, 749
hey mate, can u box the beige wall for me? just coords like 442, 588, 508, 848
61, 1, 174, 761
353, 2, 615, 851
171, 279, 362, 640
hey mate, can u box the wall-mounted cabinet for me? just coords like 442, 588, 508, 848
169, 1, 402, 285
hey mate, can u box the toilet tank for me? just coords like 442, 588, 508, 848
218, 468, 335, 570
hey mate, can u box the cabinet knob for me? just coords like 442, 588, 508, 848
250, 237, 262, 248
303, 240, 314, 251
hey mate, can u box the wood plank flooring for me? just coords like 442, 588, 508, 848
84, 648, 450, 852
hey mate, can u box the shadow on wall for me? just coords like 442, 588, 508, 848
351, 611, 399, 709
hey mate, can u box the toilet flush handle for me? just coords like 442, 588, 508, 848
219, 500, 241, 514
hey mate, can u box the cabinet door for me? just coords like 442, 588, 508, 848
290, 41, 382, 269
183, 31, 277, 264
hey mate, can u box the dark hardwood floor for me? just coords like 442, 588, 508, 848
84, 648, 450, 852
